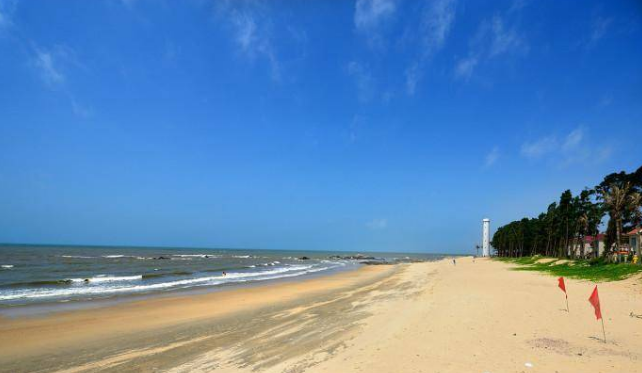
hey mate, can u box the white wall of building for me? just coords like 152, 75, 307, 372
482, 218, 490, 257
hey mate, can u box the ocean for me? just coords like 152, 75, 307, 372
0, 244, 444, 310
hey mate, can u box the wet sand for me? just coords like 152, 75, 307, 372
1, 258, 641, 372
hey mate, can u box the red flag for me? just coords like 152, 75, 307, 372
588, 285, 602, 320
558, 277, 566, 294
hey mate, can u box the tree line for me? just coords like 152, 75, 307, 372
491, 166, 642, 259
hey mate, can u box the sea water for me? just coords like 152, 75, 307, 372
0, 244, 444, 309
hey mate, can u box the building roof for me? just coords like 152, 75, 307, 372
584, 234, 605, 243
625, 227, 642, 236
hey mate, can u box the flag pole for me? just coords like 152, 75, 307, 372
565, 294, 569, 313
600, 317, 606, 343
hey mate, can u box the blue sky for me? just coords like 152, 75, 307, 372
0, 0, 641, 253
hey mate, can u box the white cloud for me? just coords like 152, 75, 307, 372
454, 55, 478, 81
405, 0, 457, 95
404, 62, 421, 96
366, 218, 388, 230
34, 49, 65, 87
347, 61, 375, 102
487, 15, 525, 58
420, 0, 457, 53
348, 114, 364, 143
0, 9, 7, 28
232, 12, 257, 52
0, 0, 16, 29
520, 136, 557, 158
354, 0, 397, 32
455, 10, 527, 81
520, 126, 611, 167
562, 127, 583, 152
70, 96, 92, 118
120, 0, 137, 8
587, 16, 612, 47
598, 94, 613, 108
484, 147, 500, 168
217, 2, 282, 82
31, 45, 92, 118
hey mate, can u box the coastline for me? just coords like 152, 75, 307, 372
0, 244, 444, 310
0, 264, 396, 372
0, 260, 363, 319
1, 257, 641, 373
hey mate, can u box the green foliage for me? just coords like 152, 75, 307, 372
496, 256, 642, 282
492, 165, 642, 259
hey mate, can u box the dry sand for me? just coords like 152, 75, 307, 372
1, 257, 641, 373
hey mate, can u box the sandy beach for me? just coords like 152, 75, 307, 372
1, 257, 641, 373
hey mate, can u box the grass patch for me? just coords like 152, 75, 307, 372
495, 256, 642, 282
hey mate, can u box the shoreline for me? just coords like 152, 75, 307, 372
0, 263, 396, 371
0, 261, 365, 319
0, 244, 448, 312
2, 257, 641, 373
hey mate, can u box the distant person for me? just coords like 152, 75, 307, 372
452, 258, 456, 266
222, 271, 227, 277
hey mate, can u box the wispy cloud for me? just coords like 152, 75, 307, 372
520, 127, 611, 167
455, 10, 528, 81
31, 45, 91, 118
366, 218, 388, 230
597, 94, 613, 108
347, 61, 375, 103
119, 0, 137, 8
404, 0, 457, 95
354, 0, 397, 33
586, 16, 613, 48
0, 0, 18, 31
216, 2, 282, 82
419, 0, 457, 53
454, 56, 478, 81
562, 127, 583, 152
348, 114, 364, 143
0, 8, 7, 28
70, 96, 92, 118
484, 146, 500, 168
520, 136, 557, 159
486, 15, 525, 57
34, 49, 65, 86
404, 62, 421, 96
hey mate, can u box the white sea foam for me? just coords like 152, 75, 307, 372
0, 265, 325, 301
61, 255, 93, 259
69, 275, 143, 283
102, 255, 126, 258
1, 265, 13, 269
172, 254, 220, 258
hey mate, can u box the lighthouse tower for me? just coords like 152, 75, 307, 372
482, 218, 491, 257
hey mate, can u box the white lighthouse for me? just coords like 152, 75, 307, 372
482, 218, 491, 257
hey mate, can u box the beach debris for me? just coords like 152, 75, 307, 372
525, 362, 534, 368
630, 312, 642, 319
